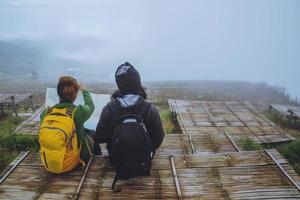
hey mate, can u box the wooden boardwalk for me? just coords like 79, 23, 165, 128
13, 106, 43, 135
0, 93, 34, 116
169, 100, 294, 152
1, 149, 300, 199
0, 99, 300, 199
270, 104, 300, 120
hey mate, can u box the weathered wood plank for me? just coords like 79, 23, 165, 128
169, 99, 294, 146
0, 93, 14, 104
14, 106, 43, 135
1, 150, 300, 199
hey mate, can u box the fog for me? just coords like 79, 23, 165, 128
0, 0, 299, 99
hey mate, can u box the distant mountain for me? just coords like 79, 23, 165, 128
0, 40, 42, 75
0, 40, 111, 82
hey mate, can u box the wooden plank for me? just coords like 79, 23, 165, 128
158, 132, 237, 154
73, 156, 94, 200
219, 165, 300, 199
173, 100, 196, 154
3, 94, 32, 105
1, 150, 300, 199
224, 102, 264, 143
13, 106, 43, 135
0, 151, 30, 184
15, 150, 280, 171
156, 135, 189, 156
246, 102, 294, 140
185, 133, 237, 153
270, 104, 294, 116
265, 149, 300, 192
0, 93, 14, 104
293, 107, 300, 118
201, 101, 244, 127
199, 101, 224, 134
170, 156, 183, 200
224, 131, 241, 152
169, 99, 294, 145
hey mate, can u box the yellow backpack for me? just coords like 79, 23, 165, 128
39, 105, 83, 173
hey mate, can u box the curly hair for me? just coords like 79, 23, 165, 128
57, 76, 80, 103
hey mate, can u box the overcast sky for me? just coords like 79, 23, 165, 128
0, 0, 299, 99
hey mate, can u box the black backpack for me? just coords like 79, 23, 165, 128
108, 101, 154, 192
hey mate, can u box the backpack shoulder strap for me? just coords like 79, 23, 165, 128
112, 174, 121, 192
137, 102, 151, 122
45, 106, 53, 116
108, 101, 150, 122
66, 104, 77, 118
108, 101, 121, 121
45, 104, 76, 118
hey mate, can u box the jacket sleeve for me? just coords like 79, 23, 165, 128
74, 90, 95, 125
95, 105, 113, 144
146, 105, 165, 150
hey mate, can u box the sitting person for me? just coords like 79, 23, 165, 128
95, 62, 165, 191
39, 76, 95, 173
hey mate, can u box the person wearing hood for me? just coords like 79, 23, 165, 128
95, 62, 165, 155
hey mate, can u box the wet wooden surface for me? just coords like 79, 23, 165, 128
157, 134, 237, 155
270, 104, 300, 118
14, 107, 42, 135
1, 99, 299, 199
169, 99, 294, 148
0, 93, 34, 106
1, 150, 300, 199
4, 94, 33, 105
294, 108, 300, 118
0, 93, 14, 104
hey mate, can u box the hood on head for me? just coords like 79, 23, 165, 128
115, 62, 142, 95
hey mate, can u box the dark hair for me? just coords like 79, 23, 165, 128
111, 87, 147, 100
57, 76, 80, 103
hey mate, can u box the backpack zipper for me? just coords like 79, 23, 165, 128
66, 129, 76, 149
43, 151, 48, 168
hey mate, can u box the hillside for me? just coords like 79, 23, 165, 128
145, 80, 298, 106
0, 40, 110, 82
0, 41, 42, 75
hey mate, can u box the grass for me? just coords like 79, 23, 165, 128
160, 109, 176, 134
239, 137, 263, 151
265, 112, 284, 125
0, 114, 38, 173
0, 148, 18, 171
156, 100, 180, 134
264, 111, 300, 174
239, 116, 300, 176
278, 139, 300, 174
265, 112, 300, 132
282, 127, 300, 139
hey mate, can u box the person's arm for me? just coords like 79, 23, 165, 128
74, 90, 95, 134
146, 105, 165, 149
76, 90, 95, 121
95, 105, 113, 144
